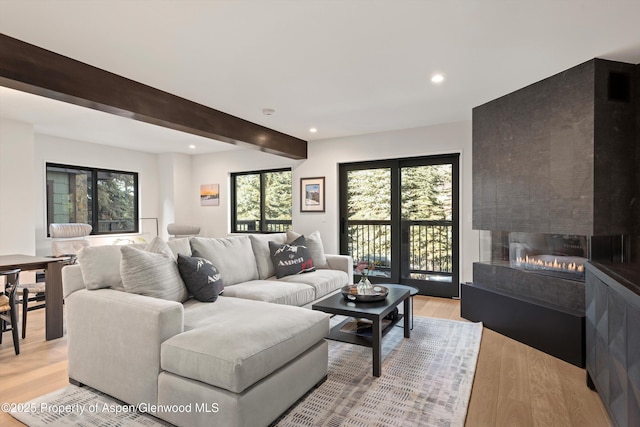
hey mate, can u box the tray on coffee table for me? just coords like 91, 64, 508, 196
341, 284, 389, 302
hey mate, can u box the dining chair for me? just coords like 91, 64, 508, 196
18, 223, 92, 339
0, 269, 21, 355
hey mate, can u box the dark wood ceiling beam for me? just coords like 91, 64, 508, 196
0, 33, 307, 159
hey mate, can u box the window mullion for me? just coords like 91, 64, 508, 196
260, 173, 266, 232
230, 175, 237, 232
92, 171, 99, 234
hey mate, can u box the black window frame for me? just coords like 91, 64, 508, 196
230, 167, 292, 234
46, 162, 139, 236
338, 154, 460, 298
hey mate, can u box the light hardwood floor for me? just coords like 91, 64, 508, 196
0, 296, 611, 426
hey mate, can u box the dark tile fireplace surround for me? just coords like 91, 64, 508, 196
462, 58, 640, 368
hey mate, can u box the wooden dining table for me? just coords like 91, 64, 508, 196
0, 254, 69, 340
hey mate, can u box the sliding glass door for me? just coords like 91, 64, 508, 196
339, 154, 459, 297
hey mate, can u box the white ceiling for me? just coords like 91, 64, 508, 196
1, 0, 640, 155
0, 86, 237, 154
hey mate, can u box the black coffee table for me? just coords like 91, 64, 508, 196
312, 286, 410, 377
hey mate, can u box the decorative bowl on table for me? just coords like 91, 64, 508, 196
341, 284, 389, 302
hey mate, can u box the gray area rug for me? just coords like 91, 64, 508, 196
275, 316, 482, 427
9, 385, 173, 426
10, 316, 482, 427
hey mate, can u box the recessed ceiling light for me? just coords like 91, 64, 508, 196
189, 144, 196, 149
431, 74, 445, 84
262, 108, 275, 115
309, 128, 317, 133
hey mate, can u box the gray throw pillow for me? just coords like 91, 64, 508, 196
177, 254, 223, 302
120, 238, 189, 302
269, 235, 316, 279
286, 230, 328, 269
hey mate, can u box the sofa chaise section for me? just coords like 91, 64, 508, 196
158, 298, 329, 426
157, 340, 327, 427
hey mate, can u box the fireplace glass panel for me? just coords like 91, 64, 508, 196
480, 231, 589, 281
509, 232, 588, 279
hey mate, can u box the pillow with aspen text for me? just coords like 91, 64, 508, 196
269, 235, 316, 279
177, 254, 223, 302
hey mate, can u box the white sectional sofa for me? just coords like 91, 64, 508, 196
62, 232, 352, 427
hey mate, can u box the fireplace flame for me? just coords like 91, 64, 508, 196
516, 255, 584, 274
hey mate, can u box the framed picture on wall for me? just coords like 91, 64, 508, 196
200, 184, 220, 206
300, 177, 325, 212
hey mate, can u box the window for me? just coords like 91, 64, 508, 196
46, 163, 139, 235
231, 168, 292, 233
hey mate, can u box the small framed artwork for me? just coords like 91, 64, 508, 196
301, 177, 325, 212
200, 184, 220, 206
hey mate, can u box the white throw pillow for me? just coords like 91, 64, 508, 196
120, 238, 189, 302
287, 230, 328, 269
77, 245, 125, 290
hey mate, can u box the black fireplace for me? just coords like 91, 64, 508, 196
467, 58, 638, 368
463, 230, 628, 367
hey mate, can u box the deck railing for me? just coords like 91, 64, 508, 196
347, 219, 452, 276
97, 220, 135, 233
236, 219, 292, 233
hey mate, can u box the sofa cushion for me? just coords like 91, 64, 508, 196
77, 245, 124, 290
167, 238, 192, 259
287, 230, 328, 269
161, 297, 329, 394
191, 236, 259, 287
220, 280, 315, 306
269, 236, 316, 279
177, 254, 223, 302
120, 239, 189, 302
248, 233, 287, 279
275, 269, 348, 299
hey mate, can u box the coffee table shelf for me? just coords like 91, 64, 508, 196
327, 314, 404, 347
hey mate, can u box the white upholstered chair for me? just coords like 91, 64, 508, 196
167, 223, 200, 240
50, 223, 93, 258
18, 223, 92, 338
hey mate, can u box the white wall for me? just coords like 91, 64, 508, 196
157, 153, 176, 239
0, 118, 36, 254
34, 134, 160, 255
1, 115, 478, 282
190, 120, 478, 283
157, 153, 192, 240
191, 149, 302, 237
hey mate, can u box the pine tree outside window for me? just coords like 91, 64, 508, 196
231, 168, 292, 233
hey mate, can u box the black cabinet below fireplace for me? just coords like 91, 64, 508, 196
461, 271, 585, 368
